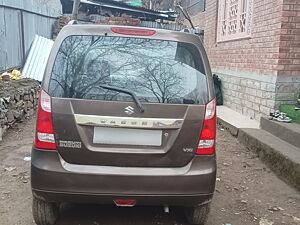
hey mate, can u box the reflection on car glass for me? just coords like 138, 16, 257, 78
49, 36, 208, 104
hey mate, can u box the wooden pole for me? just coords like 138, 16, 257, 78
72, 0, 81, 20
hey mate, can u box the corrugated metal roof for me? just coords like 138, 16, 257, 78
22, 35, 54, 81
86, 0, 173, 15
61, 0, 176, 21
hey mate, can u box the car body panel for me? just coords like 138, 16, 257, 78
31, 149, 216, 206
52, 97, 206, 167
31, 24, 216, 207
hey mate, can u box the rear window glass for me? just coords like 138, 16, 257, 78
49, 35, 208, 104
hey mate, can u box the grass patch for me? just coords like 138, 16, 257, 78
280, 104, 300, 124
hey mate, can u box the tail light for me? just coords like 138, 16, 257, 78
111, 27, 156, 36
196, 98, 216, 155
34, 89, 56, 150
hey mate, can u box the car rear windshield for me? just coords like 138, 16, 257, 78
49, 35, 208, 104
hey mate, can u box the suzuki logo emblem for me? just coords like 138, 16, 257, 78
125, 106, 134, 115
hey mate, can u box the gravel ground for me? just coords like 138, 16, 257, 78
0, 117, 299, 225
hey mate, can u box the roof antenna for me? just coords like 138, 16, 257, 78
176, 4, 195, 29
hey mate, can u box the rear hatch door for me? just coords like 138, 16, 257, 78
48, 33, 209, 167
52, 99, 206, 167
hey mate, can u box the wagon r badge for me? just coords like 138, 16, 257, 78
125, 106, 134, 115
59, 140, 82, 149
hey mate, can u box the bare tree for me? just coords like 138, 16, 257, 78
50, 36, 139, 99
131, 58, 184, 103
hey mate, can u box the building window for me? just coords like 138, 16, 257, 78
217, 0, 253, 42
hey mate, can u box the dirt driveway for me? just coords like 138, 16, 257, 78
0, 117, 299, 225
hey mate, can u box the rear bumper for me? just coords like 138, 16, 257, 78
32, 190, 213, 206
31, 149, 216, 206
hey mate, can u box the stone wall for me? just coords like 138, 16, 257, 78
214, 71, 300, 117
0, 79, 40, 140
214, 69, 277, 120
53, 16, 71, 39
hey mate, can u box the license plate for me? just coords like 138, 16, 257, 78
93, 127, 162, 146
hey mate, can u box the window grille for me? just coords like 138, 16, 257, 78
217, 0, 253, 42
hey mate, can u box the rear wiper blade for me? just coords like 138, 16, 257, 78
99, 84, 145, 113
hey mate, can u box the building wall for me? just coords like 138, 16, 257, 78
190, 0, 300, 119
275, 0, 300, 108
278, 0, 300, 77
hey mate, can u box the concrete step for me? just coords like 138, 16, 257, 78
217, 106, 259, 136
261, 117, 300, 149
238, 128, 300, 191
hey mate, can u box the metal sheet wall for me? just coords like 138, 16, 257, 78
0, 6, 23, 72
22, 35, 54, 81
0, 0, 60, 71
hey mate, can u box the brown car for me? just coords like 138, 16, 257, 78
31, 23, 216, 225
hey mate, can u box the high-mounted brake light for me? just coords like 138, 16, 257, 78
196, 98, 216, 155
114, 199, 136, 207
111, 27, 156, 36
34, 89, 56, 150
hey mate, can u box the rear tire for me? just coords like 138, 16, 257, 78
184, 203, 210, 225
32, 196, 59, 225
